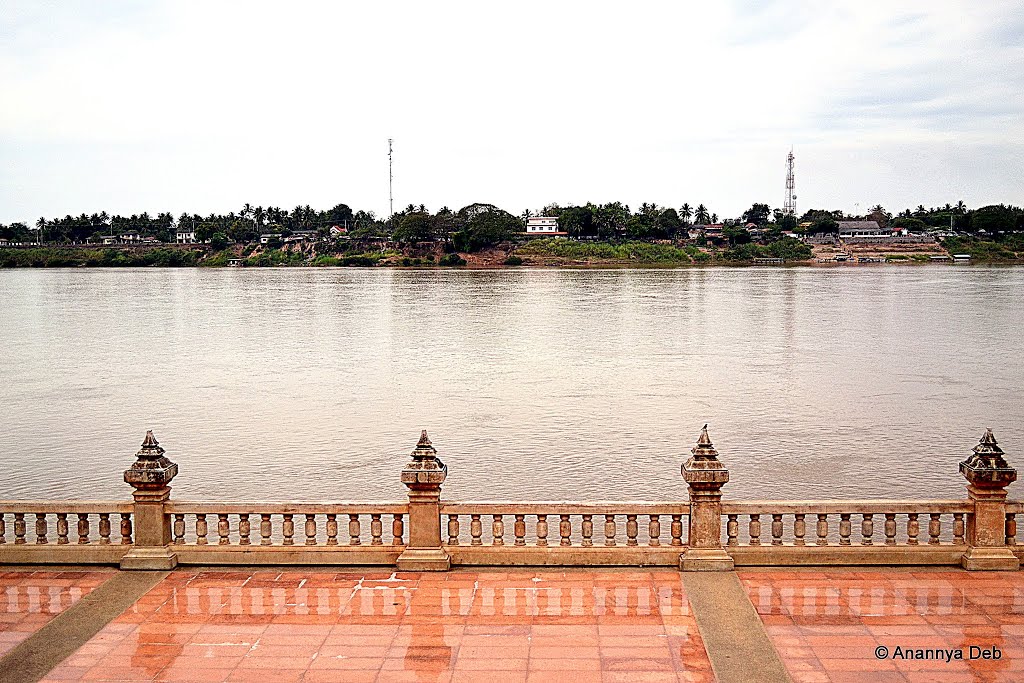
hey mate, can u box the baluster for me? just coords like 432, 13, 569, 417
671, 514, 683, 546
392, 514, 404, 545
839, 513, 852, 545
326, 514, 338, 546
816, 513, 828, 546
120, 513, 132, 545
928, 513, 941, 545
282, 514, 295, 545
56, 513, 69, 545
953, 513, 965, 545
470, 514, 482, 546
1007, 513, 1017, 546
794, 513, 806, 546
304, 514, 317, 546
492, 515, 504, 546
14, 513, 27, 545
884, 513, 896, 546
98, 513, 112, 544
748, 515, 761, 546
348, 514, 360, 546
514, 514, 526, 546
447, 515, 459, 545
648, 515, 661, 547
536, 514, 549, 547
238, 514, 251, 546
0, 514, 5, 544
581, 514, 593, 547
35, 513, 48, 544
371, 514, 384, 545
173, 514, 185, 545
771, 514, 783, 546
195, 514, 208, 545
77, 513, 90, 544
604, 514, 616, 547
907, 513, 919, 545
560, 514, 572, 546
217, 513, 230, 545
727, 514, 739, 546
626, 514, 639, 546
260, 514, 272, 545
861, 514, 873, 546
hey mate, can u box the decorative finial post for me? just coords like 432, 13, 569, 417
396, 430, 451, 571
960, 429, 1019, 570
120, 431, 179, 570
680, 425, 734, 571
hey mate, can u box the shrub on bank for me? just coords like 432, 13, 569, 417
504, 255, 523, 266
516, 239, 692, 263
0, 247, 200, 268
941, 237, 1021, 261
438, 253, 467, 266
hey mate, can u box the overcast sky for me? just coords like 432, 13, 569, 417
1, 0, 1022, 224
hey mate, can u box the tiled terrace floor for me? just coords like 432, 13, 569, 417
0, 570, 113, 657
743, 570, 1024, 683
37, 569, 712, 683
3, 567, 1024, 682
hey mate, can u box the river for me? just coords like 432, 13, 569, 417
1, 266, 1021, 502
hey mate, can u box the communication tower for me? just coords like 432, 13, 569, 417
388, 138, 394, 219
784, 148, 796, 216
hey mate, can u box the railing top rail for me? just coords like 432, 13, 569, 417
166, 502, 409, 514
440, 502, 689, 514
1006, 500, 1024, 513
0, 501, 133, 514
720, 500, 972, 514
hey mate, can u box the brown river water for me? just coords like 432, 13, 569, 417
1, 266, 1021, 502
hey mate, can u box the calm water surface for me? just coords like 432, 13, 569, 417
1, 267, 1021, 501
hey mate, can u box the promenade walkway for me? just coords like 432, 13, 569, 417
0, 567, 1021, 683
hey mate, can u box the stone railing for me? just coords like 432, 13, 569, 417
0, 502, 134, 564
1, 427, 1021, 572
441, 503, 689, 566
719, 501, 972, 565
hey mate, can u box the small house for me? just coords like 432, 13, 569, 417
119, 232, 142, 244
176, 229, 197, 244
524, 216, 566, 237
837, 221, 887, 239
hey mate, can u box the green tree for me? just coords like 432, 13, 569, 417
742, 203, 771, 226
558, 206, 594, 238
679, 203, 693, 224
393, 212, 435, 242
694, 204, 710, 225
657, 208, 683, 237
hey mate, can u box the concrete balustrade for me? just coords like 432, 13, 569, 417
0, 426, 1019, 571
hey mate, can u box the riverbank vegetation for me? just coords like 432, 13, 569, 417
2, 199, 1022, 268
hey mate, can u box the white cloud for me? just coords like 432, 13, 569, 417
1, 0, 1022, 222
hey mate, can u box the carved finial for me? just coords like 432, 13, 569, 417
418, 430, 432, 448
402, 429, 446, 487
690, 424, 718, 459
125, 430, 177, 490
961, 427, 1015, 489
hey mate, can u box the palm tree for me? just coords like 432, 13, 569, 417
694, 204, 710, 225
711, 213, 718, 223
35, 217, 45, 243
679, 203, 692, 223
955, 200, 967, 214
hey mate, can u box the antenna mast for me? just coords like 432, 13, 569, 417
784, 148, 796, 216
388, 138, 394, 219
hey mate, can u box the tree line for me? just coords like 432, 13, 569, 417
2, 198, 1022, 250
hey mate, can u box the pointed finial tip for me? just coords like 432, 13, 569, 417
417, 430, 431, 447
142, 430, 158, 447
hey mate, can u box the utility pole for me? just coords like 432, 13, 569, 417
388, 138, 394, 220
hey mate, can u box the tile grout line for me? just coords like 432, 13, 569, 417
0, 570, 168, 683
683, 571, 794, 683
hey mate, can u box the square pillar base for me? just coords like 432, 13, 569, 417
680, 548, 734, 572
396, 547, 451, 571
120, 547, 178, 570
961, 547, 1020, 571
